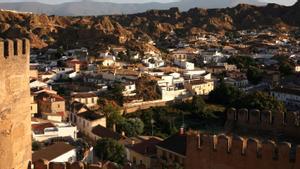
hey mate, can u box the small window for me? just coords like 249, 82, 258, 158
58, 104, 60, 108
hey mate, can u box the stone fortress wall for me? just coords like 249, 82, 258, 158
0, 39, 32, 169
226, 108, 300, 139
185, 131, 300, 169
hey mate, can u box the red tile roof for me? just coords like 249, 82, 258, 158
32, 142, 75, 162
32, 122, 56, 134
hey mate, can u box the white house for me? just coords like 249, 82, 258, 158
160, 85, 188, 101
123, 82, 137, 97
200, 51, 229, 64
32, 142, 76, 163
70, 108, 107, 139
157, 73, 188, 101
271, 87, 300, 107
51, 68, 75, 81
174, 60, 195, 70
185, 80, 214, 95
224, 77, 249, 89
142, 56, 165, 69
71, 92, 99, 108
157, 73, 184, 88
30, 79, 48, 89
183, 70, 207, 80
31, 122, 77, 142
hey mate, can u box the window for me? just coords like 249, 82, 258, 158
30, 106, 32, 110
68, 157, 73, 162
175, 156, 179, 163
162, 151, 167, 159
169, 153, 172, 159
58, 104, 60, 108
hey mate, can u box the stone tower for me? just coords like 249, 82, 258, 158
0, 39, 31, 169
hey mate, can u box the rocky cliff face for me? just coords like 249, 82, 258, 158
0, 2, 299, 51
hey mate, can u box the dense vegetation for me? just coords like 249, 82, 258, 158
209, 81, 286, 113
125, 97, 226, 138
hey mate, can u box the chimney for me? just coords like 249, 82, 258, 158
112, 123, 116, 132
179, 126, 185, 135
121, 131, 126, 137
131, 139, 135, 146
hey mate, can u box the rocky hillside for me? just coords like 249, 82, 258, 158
0, 1, 299, 51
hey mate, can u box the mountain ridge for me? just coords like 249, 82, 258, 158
0, 1, 299, 51
0, 0, 266, 16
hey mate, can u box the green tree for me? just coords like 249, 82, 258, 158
95, 138, 126, 164
118, 118, 144, 137
138, 107, 181, 137
279, 62, 293, 75
103, 104, 123, 129
273, 55, 294, 75
110, 83, 124, 105
227, 55, 257, 69
191, 96, 207, 118
209, 81, 244, 106
247, 66, 264, 84
232, 91, 286, 112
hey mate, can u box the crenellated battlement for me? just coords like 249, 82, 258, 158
226, 108, 300, 139
185, 131, 300, 169
0, 38, 30, 59
187, 131, 298, 161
